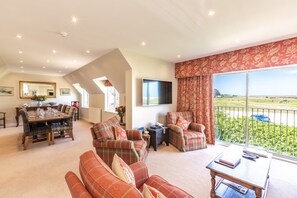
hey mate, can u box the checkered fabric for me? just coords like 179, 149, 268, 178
64, 105, 71, 114
65, 171, 92, 198
144, 175, 193, 198
129, 161, 149, 189
51, 117, 74, 141
79, 150, 143, 198
167, 111, 207, 152
91, 120, 148, 167
92, 116, 120, 141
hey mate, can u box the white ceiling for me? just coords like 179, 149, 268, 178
1, 0, 297, 76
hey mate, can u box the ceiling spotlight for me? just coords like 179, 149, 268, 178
20, 66, 24, 69
20, 60, 23, 63
46, 59, 50, 63
177, 54, 181, 58
72, 16, 78, 23
208, 10, 215, 16
21, 70, 24, 73
141, 41, 146, 46
65, 66, 69, 69
52, 50, 57, 54
58, 70, 62, 73
16, 34, 22, 39
86, 50, 90, 54
60, 32, 68, 37
18, 50, 23, 54
42, 66, 46, 69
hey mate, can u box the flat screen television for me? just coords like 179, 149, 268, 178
142, 79, 172, 106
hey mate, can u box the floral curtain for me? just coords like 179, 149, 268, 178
177, 75, 215, 144
175, 36, 297, 145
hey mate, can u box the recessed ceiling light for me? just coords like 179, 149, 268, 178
208, 10, 215, 16
141, 41, 146, 46
86, 50, 90, 54
52, 50, 57, 54
16, 34, 22, 39
20, 66, 24, 69
177, 54, 181, 58
58, 70, 62, 73
72, 16, 78, 23
65, 66, 69, 69
19, 60, 23, 63
42, 66, 46, 69
46, 59, 50, 63
236, 38, 241, 43
59, 32, 68, 37
21, 70, 24, 73
18, 50, 23, 54
73, 60, 77, 63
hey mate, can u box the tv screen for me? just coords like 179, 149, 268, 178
142, 79, 172, 106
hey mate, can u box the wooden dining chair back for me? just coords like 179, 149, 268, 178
0, 112, 6, 128
61, 105, 68, 113
57, 104, 63, 111
19, 109, 52, 150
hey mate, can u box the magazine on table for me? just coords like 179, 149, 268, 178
215, 153, 241, 168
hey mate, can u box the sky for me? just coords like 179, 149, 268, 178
214, 66, 297, 96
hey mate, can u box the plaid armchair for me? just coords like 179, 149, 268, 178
166, 111, 207, 152
90, 116, 148, 167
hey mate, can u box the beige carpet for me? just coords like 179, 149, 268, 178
0, 120, 296, 198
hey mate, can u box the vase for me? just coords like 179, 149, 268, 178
120, 116, 124, 123
37, 101, 43, 106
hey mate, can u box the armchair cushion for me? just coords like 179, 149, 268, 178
114, 126, 128, 140
142, 184, 166, 198
93, 116, 120, 141
112, 154, 136, 186
176, 116, 191, 130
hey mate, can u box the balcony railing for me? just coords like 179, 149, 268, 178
215, 106, 297, 158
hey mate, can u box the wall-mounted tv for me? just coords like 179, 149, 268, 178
142, 79, 172, 106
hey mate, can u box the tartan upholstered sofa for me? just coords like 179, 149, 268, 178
90, 116, 148, 167
166, 111, 207, 152
65, 150, 193, 198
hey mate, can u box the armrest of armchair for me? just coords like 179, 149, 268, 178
93, 140, 135, 150
129, 161, 149, 189
126, 130, 142, 140
167, 124, 183, 134
65, 171, 92, 198
189, 123, 205, 133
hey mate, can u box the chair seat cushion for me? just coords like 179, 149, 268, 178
183, 131, 205, 141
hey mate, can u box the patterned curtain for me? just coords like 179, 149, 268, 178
104, 80, 113, 87
177, 75, 215, 144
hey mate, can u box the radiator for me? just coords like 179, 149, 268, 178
88, 107, 102, 123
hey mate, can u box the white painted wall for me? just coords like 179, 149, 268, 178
121, 50, 177, 129
0, 72, 79, 126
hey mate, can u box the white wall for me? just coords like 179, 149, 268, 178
0, 72, 79, 126
121, 50, 177, 129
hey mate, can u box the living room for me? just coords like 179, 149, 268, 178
1, 1, 297, 198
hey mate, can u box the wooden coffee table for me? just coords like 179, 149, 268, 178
206, 145, 272, 198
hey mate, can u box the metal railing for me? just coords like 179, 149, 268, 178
215, 106, 297, 158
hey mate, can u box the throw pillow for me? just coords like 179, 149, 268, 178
142, 184, 166, 198
176, 116, 191, 130
114, 126, 128, 140
92, 116, 120, 141
112, 154, 136, 186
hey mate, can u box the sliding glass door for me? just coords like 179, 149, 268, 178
214, 66, 297, 158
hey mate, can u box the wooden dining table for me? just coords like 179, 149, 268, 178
27, 111, 72, 123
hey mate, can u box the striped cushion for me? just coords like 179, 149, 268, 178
176, 116, 191, 130
93, 116, 120, 141
114, 126, 128, 140
112, 154, 136, 186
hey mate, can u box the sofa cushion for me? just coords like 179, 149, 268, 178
142, 184, 166, 198
183, 131, 205, 141
93, 116, 120, 141
114, 126, 128, 140
167, 111, 193, 125
176, 116, 191, 130
144, 175, 193, 198
112, 154, 136, 186
79, 150, 142, 198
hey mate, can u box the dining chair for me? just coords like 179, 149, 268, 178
0, 112, 6, 128
57, 104, 63, 111
50, 117, 74, 144
19, 109, 52, 150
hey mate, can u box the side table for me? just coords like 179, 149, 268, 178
147, 127, 169, 151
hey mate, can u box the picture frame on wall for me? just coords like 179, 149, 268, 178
0, 86, 14, 96
60, 88, 71, 96
47, 89, 54, 96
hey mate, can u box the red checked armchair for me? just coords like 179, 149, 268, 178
90, 116, 148, 167
167, 111, 207, 152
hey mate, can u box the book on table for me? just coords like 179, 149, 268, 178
243, 147, 268, 158
216, 153, 241, 168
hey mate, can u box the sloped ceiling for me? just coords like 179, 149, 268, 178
0, 57, 8, 80
64, 49, 131, 94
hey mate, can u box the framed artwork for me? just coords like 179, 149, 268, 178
0, 86, 14, 96
60, 88, 71, 96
